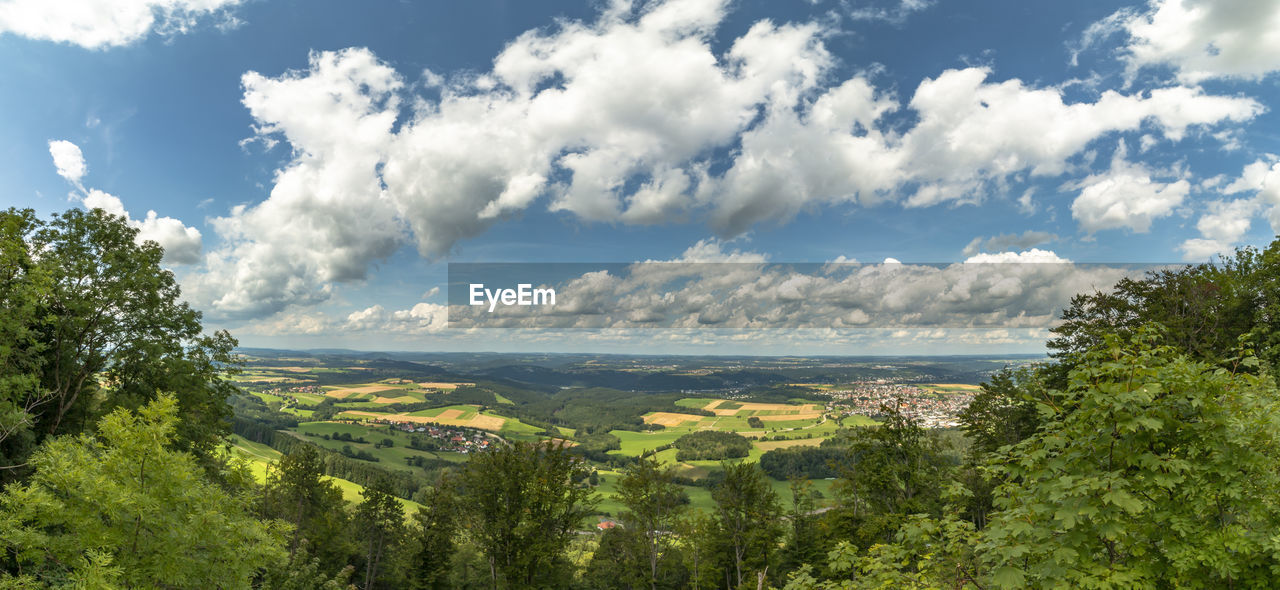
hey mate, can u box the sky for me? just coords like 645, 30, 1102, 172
2, 0, 1279, 355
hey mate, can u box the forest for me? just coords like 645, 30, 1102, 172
4, 206, 1280, 588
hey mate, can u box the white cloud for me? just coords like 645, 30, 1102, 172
81, 189, 203, 264
897, 70, 1257, 207
962, 249, 1070, 264
47, 140, 86, 184
1179, 198, 1258, 260
0, 0, 243, 49
48, 141, 202, 265
846, 0, 933, 23
1070, 141, 1189, 233
1103, 0, 1280, 82
192, 48, 406, 317
447, 243, 1144, 332
962, 231, 1058, 256
343, 303, 449, 335
1179, 157, 1280, 260
200, 0, 1262, 318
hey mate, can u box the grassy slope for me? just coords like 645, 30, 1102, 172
228, 434, 424, 513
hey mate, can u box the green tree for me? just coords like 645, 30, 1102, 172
261, 445, 352, 569
0, 395, 287, 587
408, 483, 459, 590
778, 478, 823, 578
833, 403, 951, 546
710, 461, 783, 589
581, 527, 650, 590
354, 479, 408, 590
0, 208, 238, 477
0, 209, 48, 474
956, 365, 1051, 528
455, 441, 597, 589
615, 456, 689, 589
981, 330, 1280, 588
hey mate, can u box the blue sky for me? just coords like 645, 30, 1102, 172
3, 0, 1279, 354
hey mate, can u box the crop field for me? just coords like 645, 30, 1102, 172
331, 404, 548, 440
752, 437, 825, 452
919, 383, 983, 394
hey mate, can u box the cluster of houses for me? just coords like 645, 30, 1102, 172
824, 381, 975, 428
391, 421, 493, 453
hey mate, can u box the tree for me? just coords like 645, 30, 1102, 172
778, 478, 823, 578
0, 209, 48, 473
710, 461, 783, 588
354, 479, 408, 590
261, 445, 352, 569
615, 456, 689, 589
0, 208, 239, 477
957, 365, 1051, 528
981, 330, 1280, 588
0, 395, 287, 587
455, 441, 597, 589
408, 483, 459, 590
834, 404, 950, 534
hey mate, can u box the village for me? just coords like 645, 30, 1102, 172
823, 381, 976, 428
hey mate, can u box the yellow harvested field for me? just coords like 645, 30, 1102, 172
417, 382, 473, 390
326, 385, 398, 398
644, 412, 706, 427
373, 396, 408, 404
927, 383, 982, 390
711, 408, 739, 416
435, 408, 464, 420
738, 402, 820, 412
758, 412, 823, 421
703, 400, 725, 410
753, 438, 824, 451
341, 410, 507, 432
469, 414, 506, 430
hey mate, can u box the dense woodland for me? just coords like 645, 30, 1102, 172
4, 206, 1280, 588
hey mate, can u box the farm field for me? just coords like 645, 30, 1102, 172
229, 351, 1005, 531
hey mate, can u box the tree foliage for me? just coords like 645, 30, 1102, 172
0, 208, 238, 477
0, 395, 286, 588
982, 329, 1280, 588
454, 441, 597, 589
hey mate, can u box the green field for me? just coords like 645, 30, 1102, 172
227, 434, 424, 513
289, 422, 471, 472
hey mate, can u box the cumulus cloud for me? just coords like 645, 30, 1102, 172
1070, 141, 1190, 233
48, 141, 202, 265
448, 244, 1151, 331
0, 0, 243, 49
48, 140, 87, 185
201, 0, 1261, 318
1179, 198, 1258, 260
341, 303, 450, 335
895, 70, 1257, 208
1094, 0, 1280, 82
1179, 156, 1280, 260
191, 48, 406, 317
962, 231, 1058, 256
